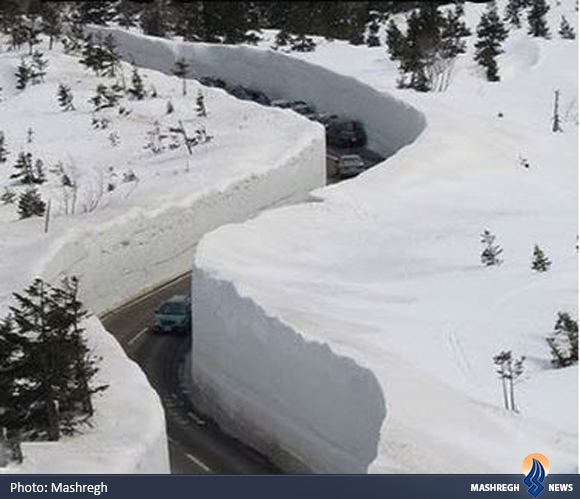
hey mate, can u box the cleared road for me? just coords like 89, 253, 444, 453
101, 273, 281, 474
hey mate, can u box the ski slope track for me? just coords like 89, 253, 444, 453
190, 0, 578, 475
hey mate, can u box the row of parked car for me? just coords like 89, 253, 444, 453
198, 76, 368, 150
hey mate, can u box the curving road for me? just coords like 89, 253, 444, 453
101, 272, 283, 474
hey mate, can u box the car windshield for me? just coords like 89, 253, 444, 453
159, 302, 186, 315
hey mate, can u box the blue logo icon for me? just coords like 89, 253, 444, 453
524, 458, 546, 497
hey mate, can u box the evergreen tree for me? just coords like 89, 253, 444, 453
172, 58, 190, 96
101, 34, 120, 78
493, 350, 525, 412
89, 84, 121, 111
196, 90, 207, 117
386, 19, 405, 61
1, 187, 16, 205
531, 245, 551, 272
140, 0, 171, 38
480, 229, 503, 266
77, 1, 116, 26
546, 312, 578, 368
10, 152, 35, 184
0, 132, 8, 164
18, 188, 46, 218
30, 50, 48, 85
366, 17, 381, 47
116, 0, 140, 28
166, 99, 174, 114
559, 16, 576, 39
40, 3, 62, 50
527, 0, 550, 38
474, 3, 509, 82
15, 59, 31, 91
57, 83, 75, 111
440, 3, 471, 59
1, 278, 106, 440
504, 0, 526, 28
128, 67, 146, 100
24, 15, 42, 55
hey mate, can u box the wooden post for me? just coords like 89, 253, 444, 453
44, 199, 51, 234
552, 89, 563, 132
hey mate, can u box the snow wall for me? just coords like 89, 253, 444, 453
85, 29, 426, 473
91, 28, 426, 159
192, 270, 386, 474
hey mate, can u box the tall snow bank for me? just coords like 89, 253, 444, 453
192, 269, 386, 474
90, 27, 426, 158
1, 318, 169, 474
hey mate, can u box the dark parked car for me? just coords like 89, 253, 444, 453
198, 76, 227, 89
153, 295, 191, 334
327, 119, 367, 148
336, 154, 366, 179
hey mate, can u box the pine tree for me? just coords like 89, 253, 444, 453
504, 0, 526, 28
40, 3, 62, 50
15, 59, 31, 91
2, 278, 106, 440
559, 16, 576, 39
546, 312, 578, 368
89, 84, 121, 111
440, 3, 471, 59
493, 350, 525, 412
18, 188, 46, 218
166, 99, 174, 114
1, 187, 16, 205
57, 84, 75, 111
527, 0, 550, 38
0, 132, 8, 164
474, 3, 509, 82
366, 18, 381, 47
128, 67, 145, 100
77, 1, 116, 26
10, 152, 35, 184
30, 50, 48, 85
531, 245, 551, 272
24, 15, 42, 55
101, 34, 120, 78
196, 90, 207, 117
480, 229, 503, 266
386, 19, 405, 61
172, 58, 190, 96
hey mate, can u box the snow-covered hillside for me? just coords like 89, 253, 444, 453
192, 0, 578, 473
0, 30, 324, 472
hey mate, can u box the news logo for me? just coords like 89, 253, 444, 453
523, 454, 550, 497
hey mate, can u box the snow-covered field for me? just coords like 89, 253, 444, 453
192, 0, 578, 473
0, 31, 324, 472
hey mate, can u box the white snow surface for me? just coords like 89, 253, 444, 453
0, 31, 325, 472
192, 0, 578, 473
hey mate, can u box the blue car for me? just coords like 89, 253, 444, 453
153, 295, 191, 334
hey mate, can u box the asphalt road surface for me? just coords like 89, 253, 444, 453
101, 274, 281, 474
